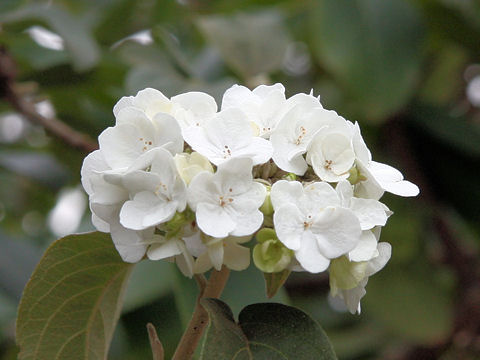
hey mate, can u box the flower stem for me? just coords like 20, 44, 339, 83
172, 266, 230, 360
147, 323, 164, 360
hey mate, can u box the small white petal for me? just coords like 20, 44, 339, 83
350, 197, 389, 230
120, 191, 178, 230
348, 230, 378, 262
208, 241, 224, 271
273, 203, 305, 250
81, 150, 109, 195
294, 232, 330, 273
147, 238, 183, 260
196, 202, 236, 238
311, 207, 362, 259
223, 241, 250, 271
271, 180, 304, 210
365, 242, 392, 277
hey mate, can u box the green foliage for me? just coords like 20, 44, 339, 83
0, 4, 100, 71
309, 0, 425, 121
196, 10, 290, 79
201, 298, 337, 359
16, 232, 134, 360
1, 0, 479, 358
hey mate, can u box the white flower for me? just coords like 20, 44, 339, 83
116, 148, 187, 230
187, 157, 266, 238
98, 107, 183, 170
185, 233, 251, 273
335, 180, 390, 231
306, 112, 356, 182
182, 108, 273, 166
113, 87, 217, 129
270, 103, 327, 175
330, 242, 392, 314
81, 149, 152, 262
271, 180, 362, 273
221, 83, 286, 138
350, 122, 419, 199
174, 152, 214, 185
355, 159, 420, 200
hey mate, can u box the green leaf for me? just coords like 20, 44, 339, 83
0, 4, 100, 71
16, 232, 134, 360
309, 0, 425, 122
196, 10, 290, 79
263, 269, 291, 299
201, 298, 337, 360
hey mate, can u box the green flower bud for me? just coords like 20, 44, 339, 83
283, 172, 297, 181
253, 237, 293, 273
259, 187, 274, 216
347, 166, 367, 185
329, 256, 369, 296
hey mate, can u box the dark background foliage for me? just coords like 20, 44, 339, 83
0, 0, 479, 358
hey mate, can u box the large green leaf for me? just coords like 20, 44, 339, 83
309, 0, 425, 122
200, 298, 337, 360
16, 232, 134, 360
0, 4, 100, 71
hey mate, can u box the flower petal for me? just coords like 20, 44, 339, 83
311, 207, 362, 259
294, 232, 330, 273
196, 202, 236, 238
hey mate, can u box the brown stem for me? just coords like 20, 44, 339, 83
147, 323, 165, 360
172, 266, 230, 360
0, 47, 98, 154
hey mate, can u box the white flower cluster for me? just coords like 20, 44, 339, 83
81, 84, 419, 314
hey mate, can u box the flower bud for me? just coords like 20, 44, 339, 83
174, 151, 214, 184
347, 166, 366, 185
259, 187, 274, 216
253, 229, 292, 273
329, 256, 368, 296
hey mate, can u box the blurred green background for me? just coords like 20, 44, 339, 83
0, 0, 479, 359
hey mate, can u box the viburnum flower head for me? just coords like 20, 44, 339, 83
81, 83, 419, 316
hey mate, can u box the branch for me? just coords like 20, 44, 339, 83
0, 46, 98, 154
172, 266, 230, 360
147, 323, 165, 360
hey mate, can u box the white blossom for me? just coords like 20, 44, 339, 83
335, 180, 390, 230
113, 87, 217, 130
183, 108, 273, 166
174, 151, 214, 185
271, 180, 362, 273
98, 107, 183, 170
330, 242, 392, 314
117, 148, 187, 230
187, 157, 266, 238
221, 83, 286, 138
270, 103, 327, 175
81, 149, 150, 262
355, 159, 420, 200
306, 112, 356, 182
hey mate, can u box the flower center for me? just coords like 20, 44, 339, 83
294, 126, 307, 145
222, 145, 232, 159
139, 137, 153, 152
324, 159, 333, 170
219, 195, 234, 207
303, 215, 313, 229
